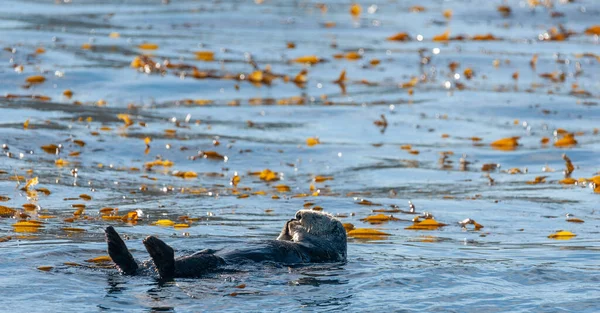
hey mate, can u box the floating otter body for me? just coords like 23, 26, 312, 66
106, 210, 347, 280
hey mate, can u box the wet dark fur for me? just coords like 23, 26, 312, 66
105, 210, 347, 280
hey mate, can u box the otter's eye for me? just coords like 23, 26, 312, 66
295, 212, 302, 220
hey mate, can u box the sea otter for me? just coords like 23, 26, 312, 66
105, 210, 347, 280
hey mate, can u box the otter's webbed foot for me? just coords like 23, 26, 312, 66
105, 226, 139, 275
143, 236, 175, 281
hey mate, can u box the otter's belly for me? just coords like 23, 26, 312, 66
218, 241, 307, 264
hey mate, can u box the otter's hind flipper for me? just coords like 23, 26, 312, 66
105, 226, 139, 275
143, 236, 175, 281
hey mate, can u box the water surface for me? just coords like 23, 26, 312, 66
1, 0, 599, 312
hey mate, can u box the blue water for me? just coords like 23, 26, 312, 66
1, 0, 599, 311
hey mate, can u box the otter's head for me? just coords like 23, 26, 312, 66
277, 210, 347, 260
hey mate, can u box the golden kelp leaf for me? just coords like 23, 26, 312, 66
231, 175, 240, 187
293, 55, 320, 64
101, 215, 124, 221
507, 168, 522, 174
138, 43, 159, 50
293, 69, 308, 84
55, 159, 69, 167
347, 228, 390, 239
23, 119, 30, 129
73, 207, 85, 216
432, 30, 450, 42
13, 221, 43, 233
79, 194, 92, 201
36, 187, 51, 196
117, 114, 134, 126
548, 230, 576, 240
584, 25, 600, 36
590, 176, 600, 185
400, 145, 412, 150
24, 177, 38, 190
109, 32, 120, 38
85, 256, 112, 263
345, 52, 361, 60
248, 70, 263, 83
554, 134, 577, 148
195, 51, 215, 61
9, 175, 25, 181
563, 154, 574, 177
37, 266, 53, 272
541, 137, 550, 145
145, 159, 174, 168
122, 211, 138, 222
306, 137, 320, 146
360, 214, 400, 222
41, 144, 59, 154
196, 150, 225, 161
37, 215, 56, 219
443, 9, 453, 19
314, 175, 333, 183
323, 21, 336, 28
237, 194, 249, 199
99, 207, 115, 214
356, 199, 378, 206
274, 184, 290, 192
81, 43, 92, 50
490, 137, 519, 151
497, 5, 511, 16
255, 169, 278, 181
0, 205, 16, 217
73, 140, 85, 147
22, 203, 38, 211
63, 262, 82, 267
0, 236, 12, 243
559, 178, 576, 185
62, 227, 86, 232
566, 218, 584, 223
0, 196, 9, 201
350, 3, 362, 16
173, 171, 198, 178
131, 56, 143, 67
370, 59, 380, 66
387, 32, 410, 41
155, 219, 175, 226
174, 223, 190, 229
463, 68, 474, 79
343, 223, 355, 232
69, 151, 80, 157
35, 47, 46, 54
405, 219, 447, 230
26, 75, 46, 84
472, 34, 499, 41
526, 176, 547, 184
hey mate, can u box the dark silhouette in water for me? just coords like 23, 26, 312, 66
105, 210, 347, 280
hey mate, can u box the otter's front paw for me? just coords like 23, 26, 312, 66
276, 219, 294, 241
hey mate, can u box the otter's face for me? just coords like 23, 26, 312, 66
285, 210, 346, 242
